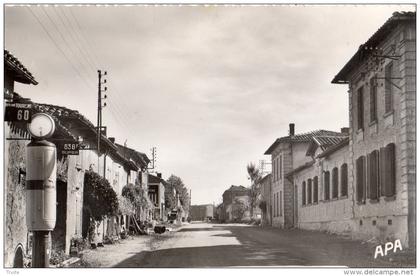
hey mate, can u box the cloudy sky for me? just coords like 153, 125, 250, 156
5, 4, 415, 204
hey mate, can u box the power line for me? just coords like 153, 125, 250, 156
26, 7, 94, 91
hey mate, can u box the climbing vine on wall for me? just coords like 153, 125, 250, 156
83, 170, 119, 222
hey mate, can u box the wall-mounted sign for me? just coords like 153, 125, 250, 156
61, 142, 80, 155
4, 102, 32, 122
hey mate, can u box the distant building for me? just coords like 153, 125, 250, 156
220, 185, 251, 222
264, 124, 348, 228
145, 173, 166, 221
190, 204, 214, 221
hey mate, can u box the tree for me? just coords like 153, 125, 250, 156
247, 162, 262, 219
165, 175, 190, 213
231, 198, 249, 222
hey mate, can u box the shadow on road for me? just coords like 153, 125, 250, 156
113, 244, 306, 267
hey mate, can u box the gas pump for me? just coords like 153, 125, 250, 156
26, 113, 56, 268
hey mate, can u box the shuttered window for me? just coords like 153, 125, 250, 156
307, 178, 312, 204
313, 176, 318, 203
385, 62, 393, 113
356, 156, 366, 203
324, 171, 330, 200
357, 87, 364, 130
380, 143, 396, 197
370, 76, 378, 122
340, 164, 348, 197
367, 150, 379, 200
302, 181, 306, 205
332, 167, 339, 199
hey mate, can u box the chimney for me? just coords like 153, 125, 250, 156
109, 137, 115, 143
341, 127, 349, 134
289, 123, 295, 136
157, 172, 162, 179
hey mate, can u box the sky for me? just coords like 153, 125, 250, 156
4, 4, 415, 205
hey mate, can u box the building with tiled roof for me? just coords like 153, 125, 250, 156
4, 50, 38, 100
330, 11, 416, 248
305, 134, 349, 157
332, 12, 415, 84
264, 129, 348, 155
264, 123, 349, 229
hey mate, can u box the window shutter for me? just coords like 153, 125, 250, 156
379, 147, 387, 196
324, 171, 330, 200
332, 167, 338, 199
307, 179, 312, 204
313, 176, 318, 203
340, 164, 348, 197
371, 150, 379, 200
385, 143, 396, 197
370, 76, 377, 122
385, 62, 393, 113
302, 181, 306, 205
356, 156, 366, 203
357, 88, 364, 130
367, 152, 371, 198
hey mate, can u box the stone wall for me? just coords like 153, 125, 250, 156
4, 126, 30, 267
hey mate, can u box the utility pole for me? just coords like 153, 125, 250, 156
97, 70, 107, 172
97, 70, 107, 247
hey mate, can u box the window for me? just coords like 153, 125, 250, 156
370, 76, 378, 122
302, 181, 306, 205
313, 176, 318, 203
340, 164, 348, 197
380, 143, 396, 197
356, 156, 366, 203
307, 178, 312, 204
277, 156, 281, 180
367, 150, 379, 200
357, 87, 364, 130
324, 171, 330, 200
332, 167, 339, 199
385, 62, 394, 114
277, 192, 280, 216
279, 191, 282, 216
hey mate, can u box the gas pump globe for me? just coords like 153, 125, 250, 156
27, 113, 55, 139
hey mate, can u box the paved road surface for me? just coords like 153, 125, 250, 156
113, 222, 414, 268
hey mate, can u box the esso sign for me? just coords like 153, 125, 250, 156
26, 140, 57, 231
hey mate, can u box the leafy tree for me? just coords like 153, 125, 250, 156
165, 175, 190, 212
247, 163, 262, 218
83, 170, 119, 222
231, 198, 249, 222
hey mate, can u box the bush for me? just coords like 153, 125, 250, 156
50, 250, 69, 266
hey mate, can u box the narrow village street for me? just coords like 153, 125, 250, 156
78, 222, 415, 268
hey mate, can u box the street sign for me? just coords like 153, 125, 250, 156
61, 142, 80, 155
4, 102, 32, 122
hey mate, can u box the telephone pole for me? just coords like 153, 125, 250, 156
97, 70, 107, 168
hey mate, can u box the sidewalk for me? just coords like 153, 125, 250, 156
74, 224, 186, 267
